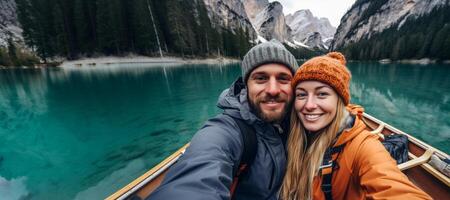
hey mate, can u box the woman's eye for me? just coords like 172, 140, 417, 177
296, 92, 307, 99
317, 92, 329, 98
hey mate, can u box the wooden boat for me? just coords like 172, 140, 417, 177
106, 113, 450, 200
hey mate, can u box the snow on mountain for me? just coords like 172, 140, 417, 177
303, 32, 327, 50
285, 9, 336, 49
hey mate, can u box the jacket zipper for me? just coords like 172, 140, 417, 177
261, 131, 278, 190
268, 163, 275, 189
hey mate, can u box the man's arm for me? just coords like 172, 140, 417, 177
148, 115, 243, 200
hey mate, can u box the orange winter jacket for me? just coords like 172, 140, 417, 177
312, 104, 432, 200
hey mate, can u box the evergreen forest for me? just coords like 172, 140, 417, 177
15, 0, 253, 61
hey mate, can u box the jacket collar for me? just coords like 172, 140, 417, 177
217, 77, 260, 124
334, 104, 367, 147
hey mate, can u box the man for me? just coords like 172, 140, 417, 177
148, 39, 298, 199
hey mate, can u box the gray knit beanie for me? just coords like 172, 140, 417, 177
241, 39, 299, 83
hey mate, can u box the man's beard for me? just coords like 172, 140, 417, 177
249, 94, 292, 123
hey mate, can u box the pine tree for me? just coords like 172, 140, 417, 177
35, 0, 57, 60
165, 0, 186, 56
0, 47, 12, 66
147, 0, 164, 56
53, 1, 70, 58
96, 0, 122, 54
7, 37, 18, 65
16, 0, 36, 49
150, 0, 169, 53
74, 0, 97, 55
180, 1, 199, 56
130, 0, 154, 54
16, 0, 53, 60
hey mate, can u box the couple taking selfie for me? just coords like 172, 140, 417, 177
148, 40, 432, 200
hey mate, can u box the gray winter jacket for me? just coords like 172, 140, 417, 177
148, 78, 288, 200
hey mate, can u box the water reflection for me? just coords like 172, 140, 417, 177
349, 62, 450, 151
0, 69, 49, 114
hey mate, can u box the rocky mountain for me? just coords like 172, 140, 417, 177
251, 1, 291, 42
303, 32, 327, 50
203, 0, 257, 37
240, 0, 324, 57
332, 0, 449, 51
204, 0, 337, 52
242, 0, 268, 24
0, 0, 22, 46
286, 9, 336, 47
323, 37, 333, 49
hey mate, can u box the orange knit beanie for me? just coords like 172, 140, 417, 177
291, 52, 351, 105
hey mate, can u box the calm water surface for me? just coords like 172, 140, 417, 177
0, 62, 449, 199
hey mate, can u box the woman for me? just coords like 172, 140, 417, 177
280, 52, 431, 200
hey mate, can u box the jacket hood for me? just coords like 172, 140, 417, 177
217, 77, 260, 124
334, 104, 367, 146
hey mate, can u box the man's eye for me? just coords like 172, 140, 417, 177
278, 75, 291, 83
254, 76, 268, 81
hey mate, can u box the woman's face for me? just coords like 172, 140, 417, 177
294, 81, 339, 132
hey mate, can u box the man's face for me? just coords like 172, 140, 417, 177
247, 63, 294, 123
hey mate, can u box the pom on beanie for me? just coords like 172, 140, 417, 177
326, 52, 346, 65
291, 52, 351, 105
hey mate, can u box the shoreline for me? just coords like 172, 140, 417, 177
2, 57, 450, 69
59, 56, 241, 68
377, 58, 450, 65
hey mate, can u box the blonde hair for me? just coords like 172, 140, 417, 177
280, 97, 347, 200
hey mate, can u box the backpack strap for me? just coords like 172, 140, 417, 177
229, 116, 257, 199
320, 144, 345, 200
319, 126, 373, 200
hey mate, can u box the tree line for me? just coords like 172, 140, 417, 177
15, 0, 253, 61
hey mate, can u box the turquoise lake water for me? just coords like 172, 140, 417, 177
0, 62, 449, 199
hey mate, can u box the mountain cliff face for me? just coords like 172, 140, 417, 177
286, 10, 336, 42
285, 9, 335, 50
252, 1, 291, 42
242, 0, 268, 24
332, 0, 449, 51
203, 0, 257, 37
0, 0, 22, 46
240, 0, 325, 56
303, 32, 327, 50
